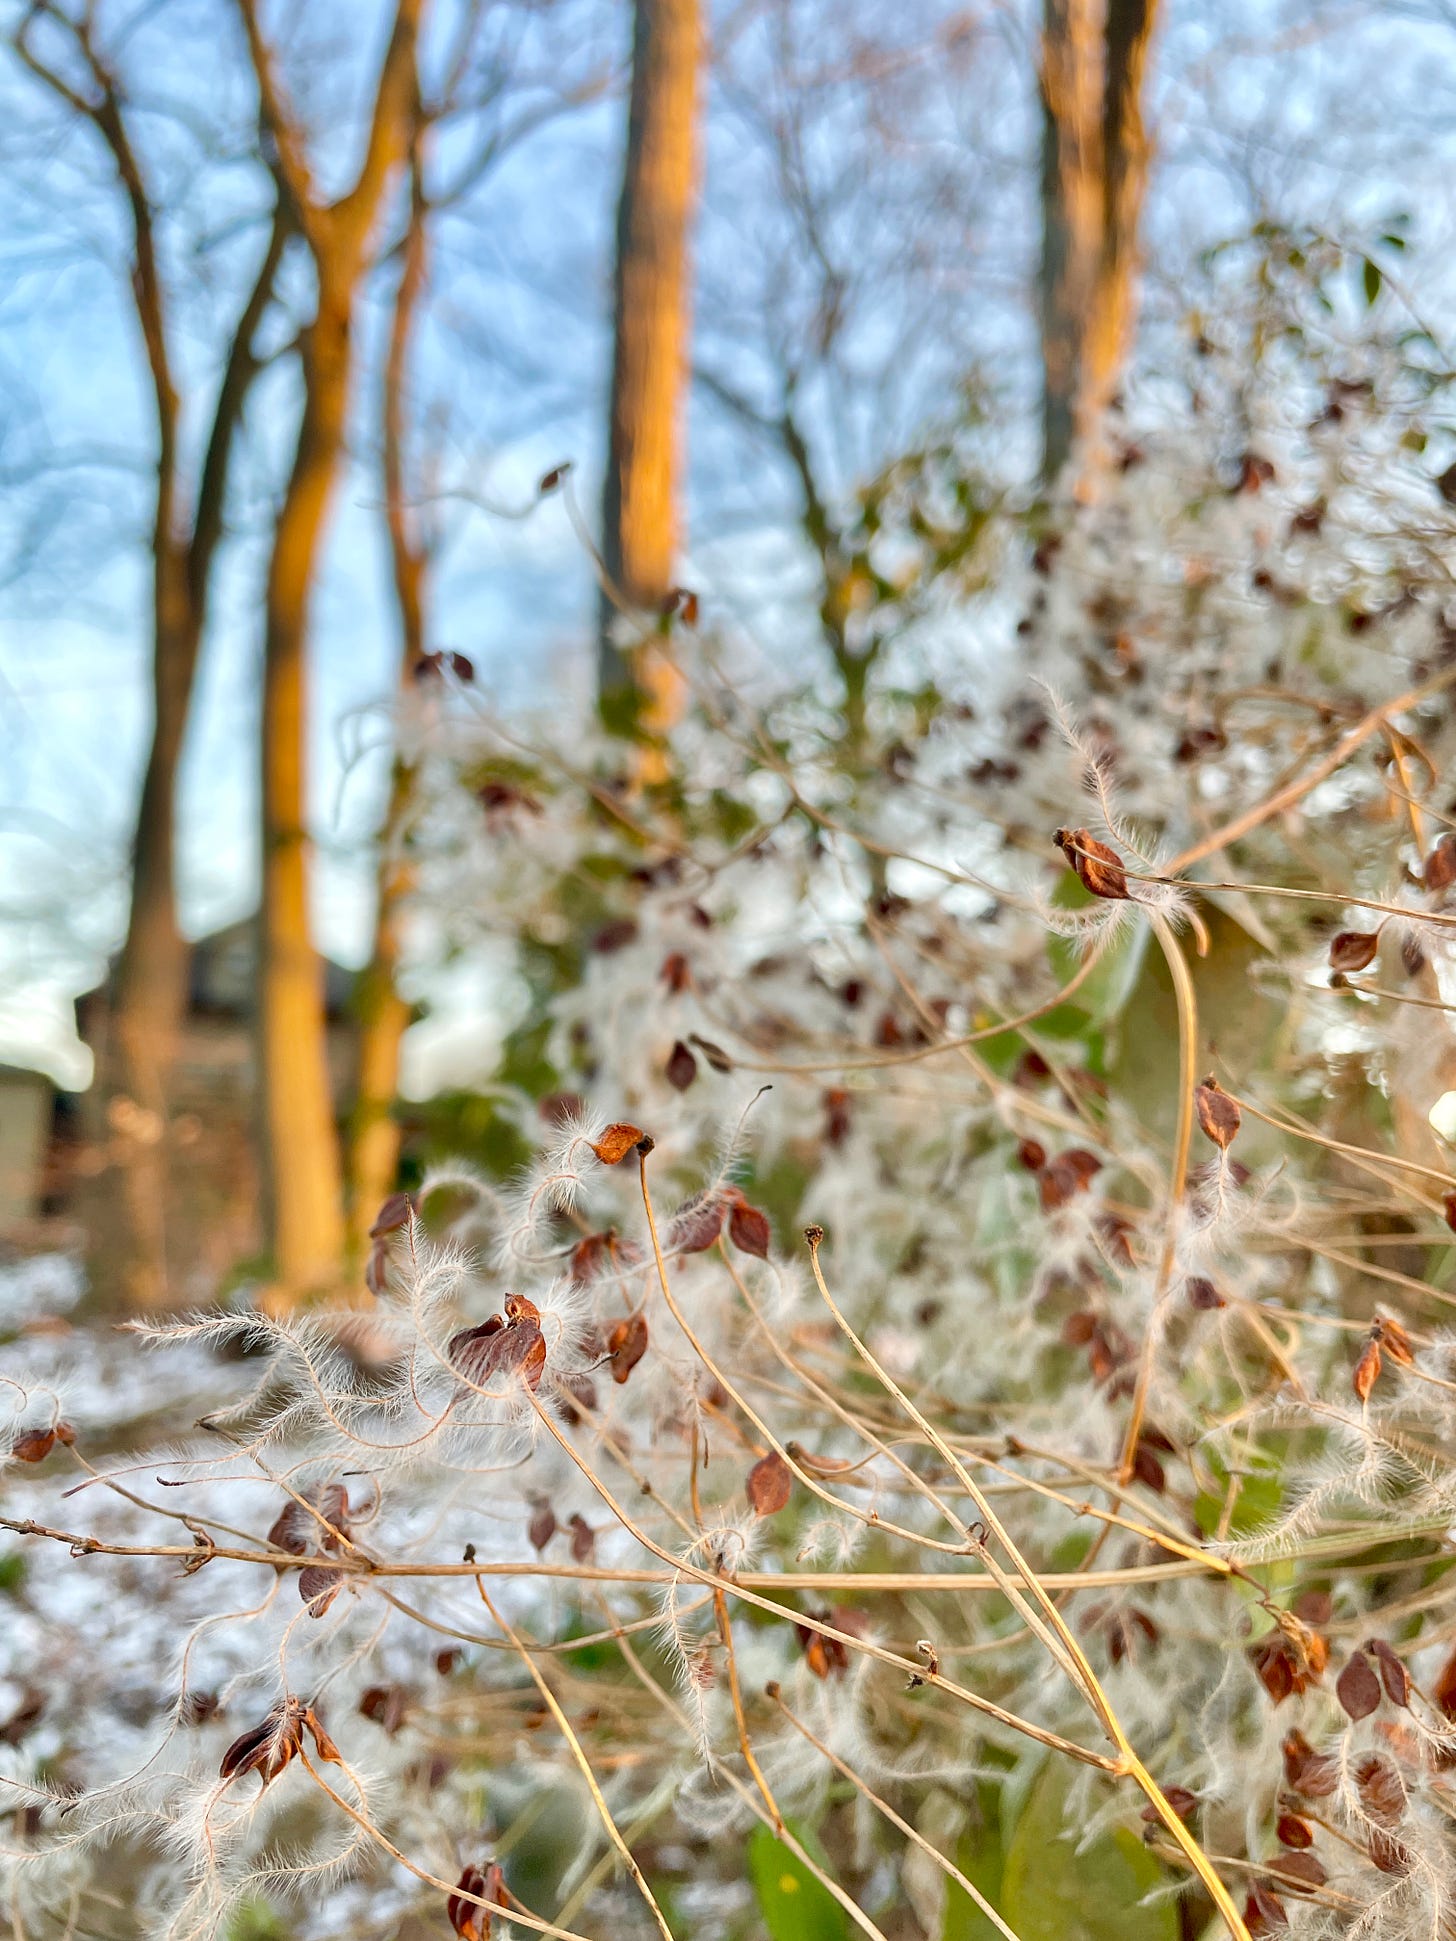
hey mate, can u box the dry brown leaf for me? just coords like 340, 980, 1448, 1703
590, 1122, 646, 1166
746, 1449, 793, 1516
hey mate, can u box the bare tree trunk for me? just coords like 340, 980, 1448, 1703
1038, 0, 1103, 484
347, 149, 428, 1257
106, 554, 197, 1305
257, 292, 353, 1298
111, 213, 289, 1127
14, 12, 287, 1303
598, 0, 701, 730
240, 0, 422, 1301
1038, 0, 1159, 484
1086, 0, 1158, 443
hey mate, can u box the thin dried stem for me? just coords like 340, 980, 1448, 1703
475, 1582, 678, 1941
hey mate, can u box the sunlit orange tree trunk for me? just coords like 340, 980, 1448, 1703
1038, 0, 1159, 484
347, 135, 429, 1259
13, 6, 288, 1303
598, 0, 702, 734
237, 0, 424, 1300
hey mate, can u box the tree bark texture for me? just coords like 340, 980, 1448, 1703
1039, 0, 1159, 484
598, 0, 701, 731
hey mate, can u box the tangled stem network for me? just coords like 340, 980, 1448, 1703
10, 273, 1456, 1940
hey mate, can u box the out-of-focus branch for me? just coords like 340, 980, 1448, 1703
188, 199, 292, 611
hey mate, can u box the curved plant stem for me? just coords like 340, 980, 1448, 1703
772, 1690, 1024, 1941
800, 1229, 1251, 1941
1117, 911, 1198, 1484
299, 1749, 594, 1941
1166, 664, 1456, 871
475, 1581, 677, 1941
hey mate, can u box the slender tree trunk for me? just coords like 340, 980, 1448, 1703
105, 548, 197, 1305
258, 293, 353, 1297
1038, 0, 1159, 484
103, 207, 286, 1304
598, 0, 701, 727
243, 0, 423, 1300
1086, 0, 1157, 443
1038, 0, 1103, 484
347, 166, 428, 1256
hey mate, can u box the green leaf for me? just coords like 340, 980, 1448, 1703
1192, 1449, 1283, 1541
943, 1785, 1010, 1939
999, 1764, 1178, 1941
224, 1899, 289, 1941
1363, 257, 1382, 306
749, 1823, 849, 1941
1047, 875, 1151, 1028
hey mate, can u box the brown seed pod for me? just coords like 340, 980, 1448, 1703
1140, 1785, 1197, 1823
527, 1502, 557, 1552
1194, 1076, 1241, 1151
298, 1564, 344, 1617
606, 1312, 649, 1384
1038, 1147, 1103, 1211
1369, 1830, 1412, 1876
1282, 1730, 1339, 1798
659, 951, 691, 993
448, 1309, 546, 1393
1366, 1638, 1411, 1707
1424, 831, 1456, 892
569, 1229, 645, 1285
1374, 1316, 1415, 1366
302, 1705, 342, 1764
1271, 1850, 1326, 1892
368, 1192, 415, 1238
823, 1088, 852, 1145
1053, 826, 1129, 900
795, 1609, 853, 1679
665, 1040, 698, 1090
1185, 1275, 1226, 1310
1131, 1440, 1167, 1493
179, 1690, 220, 1727
448, 1859, 507, 1938
1354, 1753, 1406, 1827
1336, 1648, 1382, 1721
745, 1449, 793, 1516
219, 1702, 309, 1788
1352, 1338, 1382, 1404
589, 1122, 646, 1166
359, 1685, 409, 1734
1275, 1814, 1314, 1850
9, 1428, 58, 1463
727, 1199, 772, 1259
690, 1034, 734, 1073
667, 1192, 726, 1255
266, 1484, 350, 1563
1328, 930, 1379, 972
1245, 1883, 1287, 1932
1252, 1637, 1306, 1703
